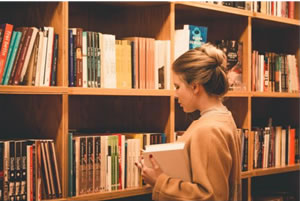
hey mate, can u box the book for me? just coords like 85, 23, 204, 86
142, 142, 191, 182
184, 24, 208, 49
0, 23, 13, 83
1, 31, 17, 84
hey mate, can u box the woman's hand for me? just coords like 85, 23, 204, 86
135, 154, 163, 187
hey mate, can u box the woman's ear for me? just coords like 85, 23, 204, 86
191, 83, 202, 95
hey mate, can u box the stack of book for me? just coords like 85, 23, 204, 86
68, 131, 166, 197
68, 28, 171, 90
0, 23, 59, 86
0, 139, 62, 201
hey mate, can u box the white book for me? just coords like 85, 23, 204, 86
82, 31, 88, 88
100, 136, 107, 191
134, 139, 140, 187
43, 27, 54, 86
20, 27, 38, 83
143, 142, 191, 182
174, 28, 189, 60
34, 31, 44, 86
39, 29, 48, 86
102, 34, 116, 88
164, 40, 171, 90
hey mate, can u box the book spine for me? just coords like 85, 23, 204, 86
1, 31, 17, 85
68, 29, 74, 87
0, 142, 3, 201
75, 28, 83, 87
50, 34, 59, 86
87, 137, 93, 193
82, 31, 88, 88
288, 1, 294, 19
2, 31, 22, 85
94, 136, 101, 192
15, 141, 22, 201
79, 137, 87, 195
0, 23, 13, 83
9, 141, 15, 201
68, 132, 73, 197
13, 27, 33, 85
20, 27, 38, 84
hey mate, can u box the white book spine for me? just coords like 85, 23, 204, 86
43, 27, 54, 86
39, 30, 48, 86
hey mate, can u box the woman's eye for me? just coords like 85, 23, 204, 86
174, 85, 179, 90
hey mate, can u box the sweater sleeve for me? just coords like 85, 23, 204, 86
152, 125, 233, 201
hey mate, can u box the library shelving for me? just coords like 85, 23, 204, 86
0, 1, 299, 201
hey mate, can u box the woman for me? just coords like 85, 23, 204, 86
136, 43, 242, 201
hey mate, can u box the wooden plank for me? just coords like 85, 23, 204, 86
253, 164, 300, 177
0, 86, 67, 94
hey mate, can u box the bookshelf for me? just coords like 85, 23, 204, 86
0, 1, 299, 201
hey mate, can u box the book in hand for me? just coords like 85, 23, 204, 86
142, 142, 191, 182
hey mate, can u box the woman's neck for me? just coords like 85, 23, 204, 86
197, 92, 224, 113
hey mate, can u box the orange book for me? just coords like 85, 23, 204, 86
288, 127, 295, 165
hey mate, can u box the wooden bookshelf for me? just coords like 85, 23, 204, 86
0, 1, 299, 201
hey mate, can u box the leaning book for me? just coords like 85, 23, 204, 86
143, 142, 191, 182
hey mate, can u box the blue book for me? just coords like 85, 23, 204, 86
2, 31, 22, 85
184, 24, 208, 49
2, 31, 17, 85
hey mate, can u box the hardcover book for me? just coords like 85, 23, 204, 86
184, 24, 208, 50
143, 142, 191, 182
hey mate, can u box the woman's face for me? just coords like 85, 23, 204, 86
173, 73, 197, 113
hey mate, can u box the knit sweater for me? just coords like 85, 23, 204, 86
152, 107, 242, 201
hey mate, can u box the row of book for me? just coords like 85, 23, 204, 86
68, 28, 171, 89
0, 23, 59, 87
209, 1, 295, 19
252, 125, 299, 169
0, 139, 62, 201
251, 51, 299, 93
68, 131, 166, 197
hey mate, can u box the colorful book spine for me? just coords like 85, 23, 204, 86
0, 23, 13, 83
2, 31, 22, 85
1, 31, 17, 85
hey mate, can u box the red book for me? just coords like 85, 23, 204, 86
288, 127, 295, 165
0, 23, 13, 83
288, 1, 294, 19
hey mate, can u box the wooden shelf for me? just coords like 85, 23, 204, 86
251, 91, 300, 98
226, 91, 251, 97
241, 171, 253, 178
252, 164, 300, 177
253, 12, 300, 26
175, 2, 253, 17
68, 88, 173, 96
66, 187, 152, 201
0, 86, 68, 94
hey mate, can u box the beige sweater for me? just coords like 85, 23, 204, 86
152, 107, 242, 201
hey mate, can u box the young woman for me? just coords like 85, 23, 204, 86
136, 43, 242, 201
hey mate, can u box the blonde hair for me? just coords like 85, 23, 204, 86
173, 43, 229, 97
